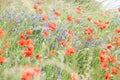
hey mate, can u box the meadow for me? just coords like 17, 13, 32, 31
0, 0, 120, 80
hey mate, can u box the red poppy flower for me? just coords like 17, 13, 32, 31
18, 39, 27, 46
115, 28, 120, 34
100, 55, 107, 63
21, 71, 33, 80
84, 27, 93, 35
20, 32, 26, 39
23, 48, 33, 58
107, 56, 116, 63
76, 7, 82, 14
99, 49, 108, 55
98, 24, 107, 30
48, 22, 57, 31
87, 17, 92, 21
26, 29, 32, 35
0, 56, 6, 64
38, 8, 43, 14
60, 40, 67, 47
115, 41, 120, 46
104, 21, 110, 25
0, 28, 5, 38
113, 35, 119, 41
67, 35, 73, 39
98, 20, 102, 23
101, 62, 108, 70
37, 1, 42, 5
27, 44, 34, 52
68, 30, 73, 34
110, 67, 119, 75
67, 16, 72, 22
33, 5, 38, 10
50, 50, 56, 56
70, 73, 78, 80
43, 30, 49, 37
74, 18, 80, 23
36, 54, 42, 60
33, 67, 41, 76
42, 14, 48, 21
26, 39, 34, 46
107, 44, 113, 49
54, 11, 61, 17
105, 73, 112, 80
66, 47, 76, 55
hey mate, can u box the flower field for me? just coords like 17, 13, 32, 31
0, 0, 120, 80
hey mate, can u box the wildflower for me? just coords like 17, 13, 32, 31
110, 67, 119, 75
23, 48, 33, 58
67, 35, 73, 39
70, 73, 78, 80
50, 50, 56, 56
107, 44, 113, 49
98, 20, 102, 23
105, 73, 112, 80
107, 56, 116, 63
115, 28, 120, 34
42, 14, 48, 21
33, 5, 38, 10
38, 8, 43, 14
18, 39, 27, 46
43, 30, 49, 37
104, 21, 110, 25
0, 28, 4, 38
60, 40, 67, 47
27, 44, 34, 52
99, 49, 108, 55
84, 27, 93, 35
98, 24, 107, 30
67, 16, 72, 22
86, 35, 93, 41
100, 54, 107, 63
74, 18, 80, 23
21, 71, 33, 80
0, 49, 4, 54
68, 30, 73, 35
26, 29, 32, 35
0, 56, 6, 64
66, 47, 76, 55
76, 7, 82, 14
26, 39, 34, 46
20, 32, 26, 39
37, 1, 42, 5
54, 11, 61, 17
115, 41, 120, 46
48, 22, 57, 31
87, 17, 92, 21
101, 62, 108, 70
33, 67, 41, 76
113, 35, 119, 41
35, 54, 42, 60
